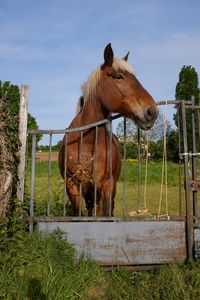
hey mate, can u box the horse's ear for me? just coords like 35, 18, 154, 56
104, 43, 114, 66
122, 51, 130, 61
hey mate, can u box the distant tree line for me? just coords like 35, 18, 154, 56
116, 114, 179, 162
37, 140, 62, 152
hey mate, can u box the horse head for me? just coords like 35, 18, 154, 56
99, 43, 158, 130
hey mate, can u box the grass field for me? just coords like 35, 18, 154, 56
25, 154, 190, 217
36, 151, 58, 161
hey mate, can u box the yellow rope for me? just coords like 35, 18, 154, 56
129, 136, 152, 217
129, 105, 170, 219
143, 137, 149, 210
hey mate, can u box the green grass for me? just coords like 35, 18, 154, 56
25, 159, 187, 217
0, 228, 106, 300
1, 226, 200, 300
106, 261, 200, 300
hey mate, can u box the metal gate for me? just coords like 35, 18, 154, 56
26, 99, 200, 269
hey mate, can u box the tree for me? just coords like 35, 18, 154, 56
174, 66, 200, 151
116, 118, 136, 141
0, 82, 20, 221
115, 113, 173, 160
27, 113, 42, 155
0, 81, 42, 154
116, 113, 170, 143
0, 81, 41, 219
166, 128, 179, 162
37, 140, 62, 151
0, 81, 20, 115
175, 66, 200, 104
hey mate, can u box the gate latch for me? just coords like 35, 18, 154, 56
189, 180, 200, 192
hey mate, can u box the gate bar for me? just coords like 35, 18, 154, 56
191, 96, 198, 225
63, 134, 68, 216
109, 119, 113, 217
181, 100, 193, 259
27, 215, 185, 222
94, 126, 98, 216
28, 114, 121, 135
198, 110, 200, 147
122, 117, 127, 217
177, 103, 182, 216
30, 134, 36, 234
137, 128, 141, 212
79, 130, 83, 217
47, 134, 52, 216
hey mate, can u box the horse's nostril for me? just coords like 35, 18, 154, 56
146, 107, 157, 121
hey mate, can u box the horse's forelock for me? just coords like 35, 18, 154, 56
112, 58, 134, 74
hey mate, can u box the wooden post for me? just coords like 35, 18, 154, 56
17, 85, 29, 202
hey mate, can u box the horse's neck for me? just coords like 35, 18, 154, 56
78, 100, 109, 126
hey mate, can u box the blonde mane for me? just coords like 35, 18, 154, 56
78, 57, 134, 112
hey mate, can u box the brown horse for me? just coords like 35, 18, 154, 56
59, 43, 158, 216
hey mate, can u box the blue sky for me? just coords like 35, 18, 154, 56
1, 0, 200, 144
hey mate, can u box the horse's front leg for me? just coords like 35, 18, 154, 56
66, 182, 83, 216
101, 178, 116, 217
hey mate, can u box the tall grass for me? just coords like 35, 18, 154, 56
0, 227, 106, 299
107, 262, 200, 300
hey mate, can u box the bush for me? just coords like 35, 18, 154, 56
0, 82, 20, 222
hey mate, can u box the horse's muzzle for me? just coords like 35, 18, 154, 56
144, 107, 158, 123
133, 105, 158, 130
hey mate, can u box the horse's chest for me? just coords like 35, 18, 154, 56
66, 130, 121, 184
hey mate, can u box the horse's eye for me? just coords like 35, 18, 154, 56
115, 74, 124, 80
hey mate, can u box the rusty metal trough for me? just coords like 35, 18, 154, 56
38, 220, 187, 266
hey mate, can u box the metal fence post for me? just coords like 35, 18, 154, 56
63, 134, 68, 216
177, 103, 182, 216
47, 134, 52, 216
123, 117, 127, 217
191, 96, 198, 225
94, 126, 98, 216
109, 119, 113, 217
30, 134, 36, 234
181, 100, 193, 259
137, 128, 141, 212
